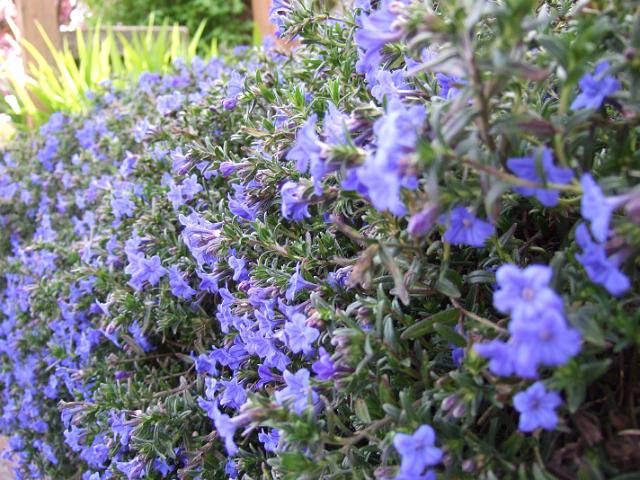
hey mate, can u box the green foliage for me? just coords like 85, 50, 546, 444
5, 19, 207, 128
83, 0, 252, 48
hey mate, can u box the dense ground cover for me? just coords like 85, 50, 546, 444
0, 0, 639, 479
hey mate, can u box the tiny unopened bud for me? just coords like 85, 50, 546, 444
442, 395, 459, 412
462, 459, 476, 473
625, 47, 637, 61
452, 402, 466, 418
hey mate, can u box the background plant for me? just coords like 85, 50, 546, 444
0, 0, 639, 479
4, 19, 208, 128
82, 0, 252, 48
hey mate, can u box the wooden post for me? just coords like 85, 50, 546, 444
14, 0, 61, 72
252, 0, 275, 40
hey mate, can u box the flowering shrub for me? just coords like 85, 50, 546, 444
1, 0, 639, 479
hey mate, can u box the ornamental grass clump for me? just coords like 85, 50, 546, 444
0, 0, 639, 478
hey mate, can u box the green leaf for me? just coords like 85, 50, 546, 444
401, 309, 459, 339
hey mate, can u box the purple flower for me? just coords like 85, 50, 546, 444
211, 406, 238, 455
356, 99, 425, 215
116, 456, 146, 480
571, 61, 620, 110
509, 309, 581, 377
323, 102, 350, 146
281, 181, 311, 221
440, 207, 494, 247
228, 183, 259, 221
580, 174, 628, 242
575, 224, 630, 297
168, 266, 197, 300
513, 382, 562, 432
312, 347, 336, 380
128, 321, 154, 352
285, 262, 317, 301
125, 253, 163, 290
269, 0, 291, 37
219, 377, 248, 410
287, 114, 322, 174
37, 137, 59, 171
179, 213, 223, 267
436, 73, 466, 99
195, 352, 219, 376
408, 203, 439, 237
392, 425, 442, 476
133, 118, 151, 143
153, 458, 174, 476
258, 429, 280, 452
277, 313, 319, 355
111, 190, 135, 219
274, 368, 318, 415
354, 0, 408, 75
228, 252, 249, 282
493, 264, 563, 325
371, 68, 410, 102
507, 147, 574, 207
110, 411, 134, 447
156, 92, 185, 115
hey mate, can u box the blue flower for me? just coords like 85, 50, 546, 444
110, 411, 134, 448
571, 61, 620, 110
274, 368, 318, 415
156, 92, 185, 115
219, 377, 247, 410
280, 181, 311, 221
209, 404, 238, 455
312, 347, 336, 380
507, 147, 574, 207
277, 313, 319, 355
513, 382, 562, 433
509, 309, 581, 378
575, 224, 630, 297
269, 0, 291, 37
493, 264, 563, 325
354, 0, 408, 75
370, 68, 410, 102
116, 456, 146, 480
392, 425, 442, 476
285, 263, 317, 301
179, 212, 223, 267
474, 339, 515, 376
436, 73, 466, 99
580, 174, 628, 242
287, 114, 322, 174
440, 207, 494, 247
357, 99, 425, 215
258, 429, 280, 452
408, 203, 439, 237
228, 183, 259, 221
323, 102, 350, 146
128, 321, 154, 352
153, 458, 174, 476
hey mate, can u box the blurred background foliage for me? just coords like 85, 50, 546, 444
82, 0, 253, 48
0, 0, 253, 130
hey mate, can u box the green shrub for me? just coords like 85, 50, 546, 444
83, 0, 252, 48
0, 0, 639, 479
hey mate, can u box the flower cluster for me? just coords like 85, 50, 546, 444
0, 1, 638, 479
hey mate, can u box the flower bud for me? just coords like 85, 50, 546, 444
408, 203, 440, 237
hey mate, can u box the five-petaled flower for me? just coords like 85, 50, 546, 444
393, 424, 442, 477
571, 61, 620, 111
440, 207, 494, 247
513, 382, 562, 433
